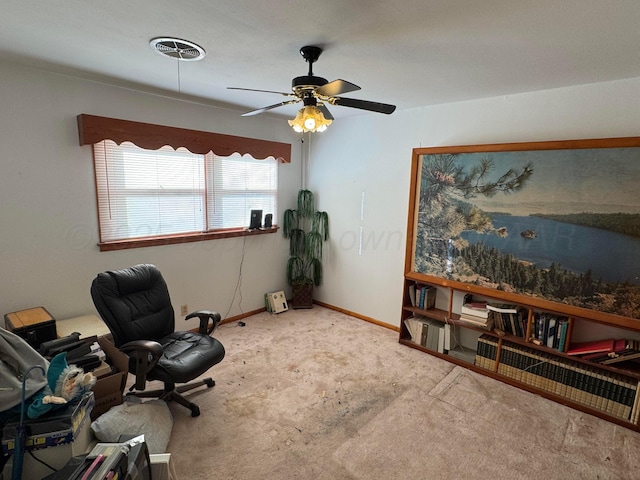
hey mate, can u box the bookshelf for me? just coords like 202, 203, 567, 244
399, 273, 640, 430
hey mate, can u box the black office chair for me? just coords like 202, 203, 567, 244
90, 264, 225, 417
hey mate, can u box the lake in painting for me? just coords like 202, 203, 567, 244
461, 214, 640, 285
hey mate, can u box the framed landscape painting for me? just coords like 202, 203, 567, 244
407, 137, 640, 321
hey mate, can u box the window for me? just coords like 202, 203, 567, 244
78, 114, 290, 251
93, 140, 278, 246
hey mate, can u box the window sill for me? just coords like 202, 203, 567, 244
98, 226, 279, 252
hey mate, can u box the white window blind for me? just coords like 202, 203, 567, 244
93, 140, 277, 243
207, 154, 278, 229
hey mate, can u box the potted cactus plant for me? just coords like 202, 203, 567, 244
283, 189, 329, 308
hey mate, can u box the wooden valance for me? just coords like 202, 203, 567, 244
77, 114, 291, 163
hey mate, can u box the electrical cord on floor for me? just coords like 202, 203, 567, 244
216, 320, 247, 330
222, 234, 247, 322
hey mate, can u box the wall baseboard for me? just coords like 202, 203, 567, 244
195, 302, 399, 333
313, 300, 400, 332
220, 306, 266, 325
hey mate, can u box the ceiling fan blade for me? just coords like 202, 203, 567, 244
332, 97, 396, 114
318, 104, 334, 121
241, 99, 300, 117
228, 87, 294, 97
315, 79, 361, 97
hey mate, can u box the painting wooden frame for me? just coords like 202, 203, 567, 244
405, 137, 640, 327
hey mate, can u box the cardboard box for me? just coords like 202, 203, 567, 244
90, 337, 129, 419
91, 360, 112, 378
4, 306, 57, 349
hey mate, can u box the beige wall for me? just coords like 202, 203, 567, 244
0, 62, 301, 328
309, 77, 640, 327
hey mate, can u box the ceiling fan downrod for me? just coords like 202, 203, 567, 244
300, 45, 323, 76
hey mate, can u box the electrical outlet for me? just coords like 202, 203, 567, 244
180, 304, 188, 316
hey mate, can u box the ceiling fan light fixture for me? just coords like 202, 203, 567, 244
288, 106, 332, 133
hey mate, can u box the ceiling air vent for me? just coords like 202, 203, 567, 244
150, 37, 205, 61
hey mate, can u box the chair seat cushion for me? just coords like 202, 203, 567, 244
145, 332, 225, 384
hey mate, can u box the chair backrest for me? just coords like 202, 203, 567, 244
91, 264, 175, 347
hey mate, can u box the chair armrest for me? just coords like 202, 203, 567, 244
185, 310, 222, 336
120, 340, 163, 390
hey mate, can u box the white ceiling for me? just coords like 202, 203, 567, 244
2, 1, 640, 120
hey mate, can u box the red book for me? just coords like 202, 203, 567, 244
613, 338, 628, 352
467, 302, 487, 309
566, 338, 617, 356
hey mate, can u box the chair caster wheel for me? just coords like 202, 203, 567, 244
190, 405, 200, 417
204, 378, 215, 388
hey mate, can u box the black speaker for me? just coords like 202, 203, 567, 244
249, 209, 262, 229
264, 213, 273, 228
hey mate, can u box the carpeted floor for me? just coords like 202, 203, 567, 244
162, 306, 640, 479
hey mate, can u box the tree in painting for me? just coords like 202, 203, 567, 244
414, 153, 532, 275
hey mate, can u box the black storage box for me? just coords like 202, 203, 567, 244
4, 306, 57, 350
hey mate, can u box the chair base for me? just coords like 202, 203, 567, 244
129, 377, 215, 417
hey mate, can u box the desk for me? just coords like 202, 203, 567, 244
57, 314, 111, 340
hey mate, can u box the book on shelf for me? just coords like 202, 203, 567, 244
535, 314, 545, 344
486, 302, 519, 314
598, 349, 640, 365
433, 322, 445, 353
579, 339, 627, 360
510, 312, 522, 338
403, 317, 420, 343
532, 313, 569, 351
461, 294, 488, 318
458, 313, 494, 330
458, 313, 488, 325
475, 334, 498, 372
416, 319, 428, 348
411, 283, 436, 310
491, 310, 526, 338
443, 322, 452, 351
405, 315, 449, 354
566, 338, 623, 356
585, 341, 640, 365
460, 303, 489, 319
408, 283, 416, 307
423, 318, 447, 353
546, 317, 557, 349
556, 318, 568, 352
404, 316, 425, 346
403, 318, 416, 342
492, 340, 639, 420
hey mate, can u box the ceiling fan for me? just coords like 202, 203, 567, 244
228, 46, 396, 132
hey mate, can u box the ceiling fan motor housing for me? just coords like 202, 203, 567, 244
292, 75, 328, 92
